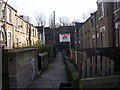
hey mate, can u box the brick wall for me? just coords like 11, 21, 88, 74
4, 48, 38, 88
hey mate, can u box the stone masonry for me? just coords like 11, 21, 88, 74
4, 48, 38, 88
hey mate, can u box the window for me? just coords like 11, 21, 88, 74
8, 32, 12, 48
35, 29, 36, 37
118, 24, 120, 46
33, 29, 34, 37
0, 2, 2, 20
99, 2, 104, 17
0, 31, 2, 44
117, 1, 120, 9
116, 24, 120, 46
114, 1, 120, 11
22, 21, 24, 32
16, 18, 18, 30
100, 26, 106, 47
26, 24, 29, 34
16, 37, 19, 47
7, 8, 12, 23
116, 1, 120, 10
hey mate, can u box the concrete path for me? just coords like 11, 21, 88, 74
29, 52, 70, 88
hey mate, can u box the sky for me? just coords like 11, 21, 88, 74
7, 0, 97, 26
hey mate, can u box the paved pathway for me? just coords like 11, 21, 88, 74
29, 52, 70, 88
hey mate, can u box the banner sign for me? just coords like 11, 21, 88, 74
59, 34, 70, 42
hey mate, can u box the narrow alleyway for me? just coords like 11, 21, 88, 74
29, 52, 70, 88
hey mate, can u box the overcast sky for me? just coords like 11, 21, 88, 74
8, 0, 97, 26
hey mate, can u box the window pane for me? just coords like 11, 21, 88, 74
118, 1, 120, 9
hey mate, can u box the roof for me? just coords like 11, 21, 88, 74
75, 22, 84, 30
2, 1, 17, 12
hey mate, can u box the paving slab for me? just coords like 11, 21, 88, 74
29, 52, 70, 88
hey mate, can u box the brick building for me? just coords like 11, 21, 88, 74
45, 26, 75, 51
0, 1, 39, 49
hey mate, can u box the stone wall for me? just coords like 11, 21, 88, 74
65, 60, 79, 88
4, 48, 38, 88
38, 52, 48, 72
63, 51, 79, 88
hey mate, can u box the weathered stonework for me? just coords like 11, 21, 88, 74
39, 52, 48, 72
4, 48, 38, 88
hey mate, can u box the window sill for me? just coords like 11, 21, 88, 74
98, 16, 104, 20
113, 9, 120, 14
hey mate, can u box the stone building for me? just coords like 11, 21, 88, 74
73, 1, 120, 80
76, 1, 117, 49
113, 1, 120, 47
0, 1, 39, 49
